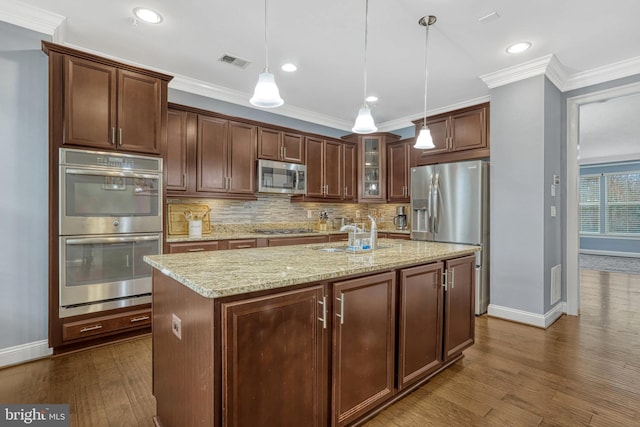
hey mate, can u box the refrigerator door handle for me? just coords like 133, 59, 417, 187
428, 173, 434, 232
433, 172, 441, 233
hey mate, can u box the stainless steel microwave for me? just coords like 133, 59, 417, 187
257, 159, 306, 194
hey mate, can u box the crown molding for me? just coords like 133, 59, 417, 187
169, 74, 354, 132
563, 56, 640, 91
480, 54, 562, 89
0, 0, 65, 40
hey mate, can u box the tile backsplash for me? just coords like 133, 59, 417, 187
167, 195, 409, 230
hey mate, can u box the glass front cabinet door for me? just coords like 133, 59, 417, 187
343, 133, 401, 202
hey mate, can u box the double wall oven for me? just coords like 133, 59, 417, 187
58, 148, 162, 317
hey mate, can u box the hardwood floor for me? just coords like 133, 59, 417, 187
1, 269, 638, 426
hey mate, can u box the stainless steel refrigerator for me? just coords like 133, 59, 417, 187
410, 160, 489, 315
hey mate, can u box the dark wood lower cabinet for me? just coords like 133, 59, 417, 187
332, 272, 396, 426
444, 255, 476, 359
221, 286, 328, 427
398, 262, 444, 389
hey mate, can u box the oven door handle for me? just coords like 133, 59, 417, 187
64, 168, 160, 180
65, 235, 161, 245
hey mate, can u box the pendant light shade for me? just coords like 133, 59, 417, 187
414, 15, 437, 149
414, 125, 435, 149
250, 69, 283, 108
352, 0, 377, 134
250, 0, 284, 108
352, 104, 377, 134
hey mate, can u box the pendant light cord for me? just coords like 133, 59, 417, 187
363, 0, 369, 103
422, 19, 430, 128
264, 0, 269, 70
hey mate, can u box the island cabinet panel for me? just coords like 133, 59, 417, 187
221, 285, 328, 427
152, 270, 216, 427
332, 271, 396, 427
398, 262, 444, 389
443, 255, 476, 360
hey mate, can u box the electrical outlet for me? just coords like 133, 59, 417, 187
172, 313, 182, 340
307, 210, 313, 218
355, 210, 361, 218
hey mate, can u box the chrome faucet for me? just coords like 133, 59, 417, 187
367, 215, 378, 250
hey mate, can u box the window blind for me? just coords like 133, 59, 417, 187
579, 175, 601, 233
606, 173, 640, 234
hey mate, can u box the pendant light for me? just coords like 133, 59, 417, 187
414, 15, 437, 149
352, 0, 377, 134
250, 0, 284, 108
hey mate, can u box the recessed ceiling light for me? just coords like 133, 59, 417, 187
506, 41, 531, 54
133, 7, 163, 24
281, 63, 297, 72
366, 95, 378, 103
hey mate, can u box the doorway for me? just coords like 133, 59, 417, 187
566, 81, 640, 315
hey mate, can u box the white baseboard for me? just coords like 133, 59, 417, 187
487, 302, 566, 329
0, 340, 52, 368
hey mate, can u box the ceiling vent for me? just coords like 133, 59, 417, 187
218, 54, 251, 69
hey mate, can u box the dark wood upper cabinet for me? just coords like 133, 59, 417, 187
387, 139, 415, 203
222, 285, 328, 427
258, 128, 305, 164
165, 104, 256, 199
197, 115, 228, 193
332, 271, 396, 427
342, 142, 358, 202
44, 42, 171, 155
303, 137, 342, 200
414, 103, 489, 166
165, 109, 189, 191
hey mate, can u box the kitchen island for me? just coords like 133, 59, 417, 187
145, 239, 480, 427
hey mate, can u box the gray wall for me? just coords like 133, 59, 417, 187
542, 78, 563, 313
490, 75, 547, 314
0, 36, 49, 349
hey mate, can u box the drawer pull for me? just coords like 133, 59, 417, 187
235, 245, 252, 249
187, 248, 206, 252
130, 315, 150, 323
80, 324, 103, 333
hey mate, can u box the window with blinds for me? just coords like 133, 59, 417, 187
579, 175, 601, 233
606, 172, 640, 234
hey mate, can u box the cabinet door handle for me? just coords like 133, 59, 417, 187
344, 186, 348, 197
130, 315, 150, 323
283, 146, 287, 159
118, 128, 123, 146
336, 294, 345, 325
187, 248, 205, 252
318, 296, 327, 329
111, 127, 116, 145
182, 173, 186, 187
450, 268, 455, 289
80, 324, 103, 333
442, 271, 448, 292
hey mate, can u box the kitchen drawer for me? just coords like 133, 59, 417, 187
227, 239, 257, 250
267, 235, 328, 247
62, 309, 152, 341
167, 240, 221, 253
328, 233, 349, 243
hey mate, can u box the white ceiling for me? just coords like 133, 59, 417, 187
4, 0, 640, 136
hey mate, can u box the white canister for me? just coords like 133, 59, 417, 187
188, 219, 203, 238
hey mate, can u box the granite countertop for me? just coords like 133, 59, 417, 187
165, 227, 411, 243
144, 239, 479, 299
